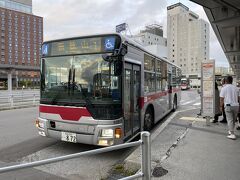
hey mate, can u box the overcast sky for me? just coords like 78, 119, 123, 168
32, 0, 229, 67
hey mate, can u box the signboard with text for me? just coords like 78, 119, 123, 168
116, 23, 126, 33
42, 35, 121, 57
201, 60, 215, 117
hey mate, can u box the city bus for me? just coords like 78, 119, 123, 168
36, 33, 181, 146
180, 78, 190, 90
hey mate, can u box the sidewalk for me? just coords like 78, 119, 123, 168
124, 108, 240, 180
159, 118, 240, 180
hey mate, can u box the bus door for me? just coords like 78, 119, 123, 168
123, 63, 141, 140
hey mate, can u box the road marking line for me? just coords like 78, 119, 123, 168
181, 98, 201, 105
151, 107, 199, 141
180, 116, 205, 122
181, 100, 195, 105
193, 102, 201, 106
181, 101, 191, 105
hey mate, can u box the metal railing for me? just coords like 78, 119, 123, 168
0, 90, 40, 109
0, 132, 151, 180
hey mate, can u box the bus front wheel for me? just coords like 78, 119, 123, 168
144, 108, 153, 131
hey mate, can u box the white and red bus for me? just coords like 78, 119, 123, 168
180, 78, 190, 90
36, 33, 181, 146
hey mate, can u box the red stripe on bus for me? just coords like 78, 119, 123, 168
141, 88, 181, 106
39, 105, 91, 121
147, 91, 168, 102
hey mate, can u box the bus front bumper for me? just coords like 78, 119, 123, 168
36, 117, 123, 146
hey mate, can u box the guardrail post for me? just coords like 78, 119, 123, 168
33, 94, 36, 105
9, 94, 13, 107
141, 131, 151, 180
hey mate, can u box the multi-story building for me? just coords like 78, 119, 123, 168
0, 0, 43, 89
215, 66, 233, 76
132, 24, 168, 58
167, 3, 209, 81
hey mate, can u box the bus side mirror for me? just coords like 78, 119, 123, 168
102, 54, 112, 62
114, 61, 122, 76
119, 44, 128, 56
102, 44, 128, 62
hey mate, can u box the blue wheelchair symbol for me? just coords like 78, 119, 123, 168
104, 37, 115, 51
42, 44, 49, 55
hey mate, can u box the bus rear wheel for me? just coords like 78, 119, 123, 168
144, 108, 153, 131
172, 96, 177, 112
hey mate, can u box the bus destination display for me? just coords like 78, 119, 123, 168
42, 36, 119, 56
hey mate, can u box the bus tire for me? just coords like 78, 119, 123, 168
172, 96, 177, 112
144, 108, 153, 131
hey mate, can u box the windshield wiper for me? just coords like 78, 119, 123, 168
72, 68, 75, 92
79, 84, 94, 109
67, 68, 72, 95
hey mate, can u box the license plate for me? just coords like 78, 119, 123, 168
61, 132, 77, 143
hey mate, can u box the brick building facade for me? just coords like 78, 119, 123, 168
0, 0, 43, 88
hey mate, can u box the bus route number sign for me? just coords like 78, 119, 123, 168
43, 35, 120, 56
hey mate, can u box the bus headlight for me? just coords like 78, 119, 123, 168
36, 120, 44, 129
101, 129, 114, 138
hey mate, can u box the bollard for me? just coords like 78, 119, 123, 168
33, 94, 36, 105
206, 116, 210, 126
10, 95, 13, 107
141, 131, 151, 180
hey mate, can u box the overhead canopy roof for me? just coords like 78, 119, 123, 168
190, 0, 240, 80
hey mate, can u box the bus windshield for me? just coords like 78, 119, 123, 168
40, 54, 122, 120
181, 80, 187, 84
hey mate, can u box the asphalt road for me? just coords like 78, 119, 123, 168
0, 89, 201, 180
0, 105, 134, 179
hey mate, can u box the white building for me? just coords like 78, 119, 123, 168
215, 66, 233, 76
167, 3, 209, 80
132, 24, 168, 58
